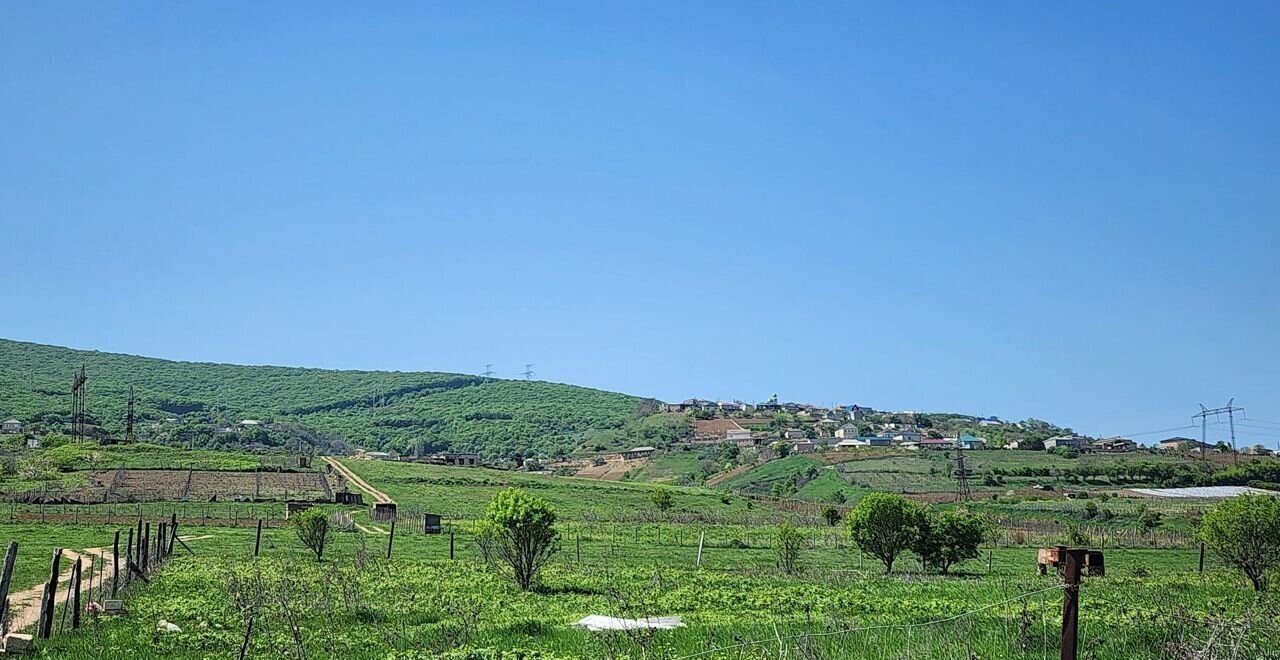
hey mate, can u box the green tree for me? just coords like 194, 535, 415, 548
1136, 506, 1163, 537
486, 488, 560, 590
846, 493, 924, 574
1200, 494, 1280, 591
649, 486, 673, 512
821, 506, 843, 527
912, 509, 990, 574
291, 508, 331, 561
774, 522, 804, 575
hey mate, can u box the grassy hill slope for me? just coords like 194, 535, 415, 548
0, 338, 645, 458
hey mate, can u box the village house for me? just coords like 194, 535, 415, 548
1044, 435, 1088, 451
835, 424, 860, 440
1158, 437, 1211, 452
428, 452, 481, 467
725, 428, 753, 444
25, 437, 41, 449
717, 401, 743, 414
959, 434, 987, 450
978, 418, 1002, 427
790, 439, 817, 454
920, 437, 957, 450
0, 419, 22, 434
844, 405, 866, 421
891, 430, 923, 443
835, 438, 869, 450
754, 401, 781, 414
621, 446, 656, 460
783, 428, 807, 440
1092, 437, 1137, 453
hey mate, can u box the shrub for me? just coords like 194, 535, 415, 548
1200, 493, 1280, 591
486, 488, 559, 590
821, 506, 843, 527
912, 509, 990, 574
649, 487, 673, 512
291, 508, 331, 561
846, 493, 924, 574
774, 523, 804, 575
473, 519, 499, 564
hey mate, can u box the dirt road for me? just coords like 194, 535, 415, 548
323, 457, 393, 504
6, 548, 114, 633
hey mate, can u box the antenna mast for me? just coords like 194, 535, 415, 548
1192, 399, 1242, 464
70, 365, 87, 442
952, 450, 971, 502
521, 364, 535, 380
482, 364, 495, 378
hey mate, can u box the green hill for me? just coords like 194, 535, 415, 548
0, 338, 646, 459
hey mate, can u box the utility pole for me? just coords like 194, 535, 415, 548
482, 364, 495, 378
70, 366, 87, 443
124, 386, 136, 444
951, 451, 971, 502
1193, 400, 1243, 464
521, 364, 535, 380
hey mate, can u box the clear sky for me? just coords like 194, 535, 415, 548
2, 3, 1278, 443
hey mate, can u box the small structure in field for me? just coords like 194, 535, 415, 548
285, 501, 315, 519
334, 491, 364, 505
1037, 546, 1104, 576
3, 632, 34, 654
426, 452, 481, 467
423, 513, 442, 534
0, 419, 22, 434
371, 502, 397, 521
621, 446, 656, 460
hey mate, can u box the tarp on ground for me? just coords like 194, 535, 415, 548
573, 615, 684, 631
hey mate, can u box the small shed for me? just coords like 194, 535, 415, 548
423, 513, 442, 534
371, 502, 397, 521
285, 501, 315, 519
334, 491, 364, 505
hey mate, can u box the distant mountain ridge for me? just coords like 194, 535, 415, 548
0, 338, 645, 459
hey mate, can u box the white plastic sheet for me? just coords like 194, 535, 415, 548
573, 615, 684, 631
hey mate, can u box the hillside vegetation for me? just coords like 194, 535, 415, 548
0, 338, 644, 459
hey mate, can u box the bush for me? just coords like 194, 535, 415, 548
486, 488, 559, 590
846, 493, 924, 574
649, 487, 673, 512
821, 506, 842, 527
913, 510, 990, 574
1200, 493, 1280, 591
774, 523, 804, 575
291, 508, 331, 561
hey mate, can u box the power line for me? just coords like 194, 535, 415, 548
521, 364, 535, 380
481, 364, 495, 378
1193, 400, 1242, 464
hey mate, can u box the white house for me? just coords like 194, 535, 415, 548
1045, 435, 1088, 451
783, 429, 807, 440
1, 419, 22, 434
892, 430, 923, 443
835, 424, 860, 440
725, 428, 753, 443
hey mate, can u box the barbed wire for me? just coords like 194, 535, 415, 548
670, 583, 1067, 659
1082, 591, 1280, 634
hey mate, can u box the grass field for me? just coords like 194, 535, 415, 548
0, 458, 1275, 658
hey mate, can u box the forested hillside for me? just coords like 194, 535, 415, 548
0, 338, 645, 459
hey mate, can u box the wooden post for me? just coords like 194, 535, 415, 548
124, 527, 134, 586
0, 542, 17, 627
141, 523, 151, 574
1199, 543, 1205, 573
576, 534, 581, 564
254, 519, 263, 557
1060, 548, 1086, 660
695, 531, 705, 568
71, 558, 82, 629
38, 548, 63, 639
111, 531, 120, 597
988, 550, 993, 574
386, 519, 395, 560
169, 512, 178, 555
158, 523, 167, 564
448, 529, 455, 560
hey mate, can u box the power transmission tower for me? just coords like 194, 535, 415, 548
1193, 399, 1243, 464
124, 386, 136, 444
951, 451, 971, 502
70, 365, 87, 442
482, 364, 495, 378
521, 364, 535, 380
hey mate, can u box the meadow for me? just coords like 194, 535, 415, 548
1, 457, 1275, 659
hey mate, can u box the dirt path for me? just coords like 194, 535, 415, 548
353, 522, 390, 535
706, 463, 754, 487
6, 548, 116, 634
323, 457, 393, 504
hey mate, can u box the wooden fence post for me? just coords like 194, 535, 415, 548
449, 529, 455, 560
695, 531, 705, 568
0, 542, 17, 627
71, 558, 82, 629
141, 523, 150, 574
254, 519, 263, 557
38, 548, 62, 639
111, 531, 120, 597
1060, 549, 1086, 660
124, 527, 134, 587
386, 519, 395, 560
1199, 543, 1205, 573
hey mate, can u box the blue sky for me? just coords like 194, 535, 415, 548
2, 3, 1278, 442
